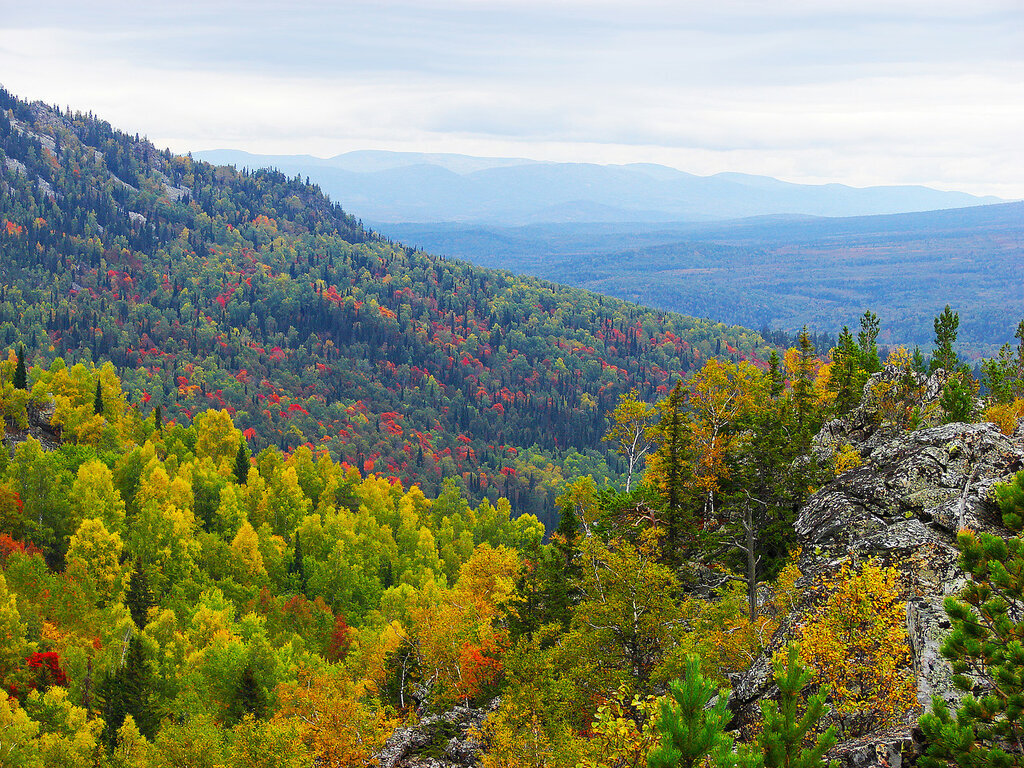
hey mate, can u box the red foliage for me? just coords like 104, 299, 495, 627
325, 615, 353, 662
26, 652, 68, 690
0, 532, 41, 565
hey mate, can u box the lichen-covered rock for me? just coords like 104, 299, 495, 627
376, 701, 497, 768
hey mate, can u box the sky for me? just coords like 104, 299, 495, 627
1, 0, 1022, 198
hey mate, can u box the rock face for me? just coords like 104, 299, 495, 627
376, 701, 497, 768
730, 367, 1024, 767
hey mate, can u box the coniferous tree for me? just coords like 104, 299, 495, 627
93, 378, 104, 415
792, 328, 817, 435
857, 311, 882, 374
229, 664, 267, 723
153, 404, 162, 432
654, 380, 690, 563
288, 530, 307, 592
758, 645, 838, 768
99, 634, 158, 750
918, 480, 1024, 768
125, 560, 154, 629
648, 655, 734, 768
13, 344, 26, 390
767, 350, 784, 400
930, 305, 961, 374
234, 440, 250, 485
828, 326, 864, 416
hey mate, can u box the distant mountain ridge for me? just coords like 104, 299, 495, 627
194, 149, 1004, 224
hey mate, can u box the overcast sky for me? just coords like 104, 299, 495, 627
2, 1, 1022, 197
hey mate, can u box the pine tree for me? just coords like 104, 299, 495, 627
758, 645, 838, 768
235, 440, 250, 485
648, 655, 734, 768
857, 311, 882, 374
930, 305, 961, 374
919, 475, 1024, 767
13, 344, 26, 390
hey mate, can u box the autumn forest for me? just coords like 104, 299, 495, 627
2, 89, 1024, 768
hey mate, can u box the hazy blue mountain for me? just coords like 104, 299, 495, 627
193, 149, 1004, 224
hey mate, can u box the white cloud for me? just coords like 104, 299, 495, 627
1, 1, 1021, 198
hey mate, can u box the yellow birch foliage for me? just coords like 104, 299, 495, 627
796, 558, 916, 736
986, 397, 1024, 436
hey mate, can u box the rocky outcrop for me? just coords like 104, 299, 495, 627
730, 366, 1024, 767
3, 401, 61, 452
376, 701, 497, 768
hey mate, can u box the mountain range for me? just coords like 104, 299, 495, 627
194, 149, 1004, 225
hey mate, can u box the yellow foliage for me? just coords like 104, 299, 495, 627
986, 397, 1024, 436
833, 444, 863, 476
796, 558, 916, 736
578, 688, 661, 768
274, 667, 396, 768
868, 347, 925, 430
67, 517, 126, 601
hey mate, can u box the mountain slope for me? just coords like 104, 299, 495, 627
194, 148, 1004, 224
0, 91, 767, 526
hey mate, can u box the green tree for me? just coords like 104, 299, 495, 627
759, 645, 838, 768
792, 328, 817, 435
235, 440, 251, 486
93, 378, 104, 415
14, 344, 27, 390
125, 561, 154, 629
99, 634, 159, 749
648, 655, 734, 768
918, 505, 1024, 767
940, 371, 976, 424
858, 311, 882, 375
930, 305, 961, 374
828, 326, 864, 416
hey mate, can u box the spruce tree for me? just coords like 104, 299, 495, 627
792, 328, 817, 435
13, 344, 26, 390
99, 634, 158, 750
930, 305, 961, 374
153, 404, 162, 432
125, 561, 154, 629
234, 440, 250, 485
229, 664, 266, 723
857, 311, 882, 374
828, 326, 864, 416
768, 350, 784, 400
93, 378, 104, 415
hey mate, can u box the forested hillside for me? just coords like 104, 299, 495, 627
0, 90, 766, 527
6, 89, 1024, 768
